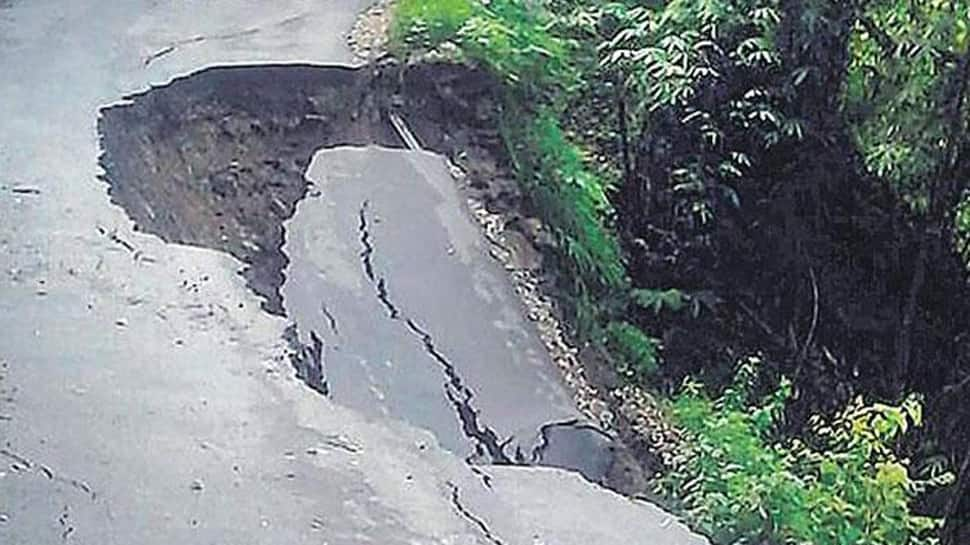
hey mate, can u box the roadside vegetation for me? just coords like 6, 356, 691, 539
388, 1, 970, 543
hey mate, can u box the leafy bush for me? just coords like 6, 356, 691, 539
458, 1, 571, 89
659, 358, 953, 545
844, 0, 970, 199
958, 195, 970, 264
599, 0, 795, 231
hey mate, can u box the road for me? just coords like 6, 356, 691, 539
0, 1, 707, 543
284, 147, 614, 471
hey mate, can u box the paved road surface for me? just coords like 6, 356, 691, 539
284, 147, 612, 468
0, 1, 708, 543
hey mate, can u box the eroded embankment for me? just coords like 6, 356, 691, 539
99, 65, 397, 314
97, 61, 650, 493
99, 62, 501, 314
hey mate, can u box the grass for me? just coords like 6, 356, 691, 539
390, 0, 477, 51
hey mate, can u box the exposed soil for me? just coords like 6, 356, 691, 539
100, 65, 401, 314
98, 61, 507, 314
97, 59, 671, 497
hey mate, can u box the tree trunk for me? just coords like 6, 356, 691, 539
894, 228, 926, 383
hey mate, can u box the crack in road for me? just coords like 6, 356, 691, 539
143, 45, 177, 66
358, 201, 376, 282
143, 20, 291, 67
376, 278, 400, 319
405, 317, 512, 464
0, 447, 31, 468
96, 225, 135, 253
468, 462, 494, 489
58, 505, 74, 541
0, 448, 97, 501
319, 301, 339, 336
448, 481, 505, 545
356, 201, 513, 465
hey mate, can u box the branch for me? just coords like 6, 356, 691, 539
894, 234, 927, 376
941, 372, 970, 399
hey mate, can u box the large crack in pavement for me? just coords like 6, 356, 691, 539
357, 200, 512, 465
358, 201, 378, 284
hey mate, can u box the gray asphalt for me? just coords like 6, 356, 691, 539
284, 148, 598, 464
0, 1, 708, 543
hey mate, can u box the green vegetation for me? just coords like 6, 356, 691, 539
660, 359, 952, 545
389, 1, 970, 543
606, 320, 659, 376
391, 0, 475, 47
391, 0, 569, 88
501, 110, 626, 292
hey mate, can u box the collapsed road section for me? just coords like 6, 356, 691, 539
97, 63, 627, 487
98, 64, 397, 315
